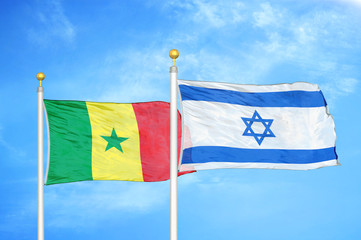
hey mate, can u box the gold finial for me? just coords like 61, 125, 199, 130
169, 49, 179, 66
36, 72, 45, 87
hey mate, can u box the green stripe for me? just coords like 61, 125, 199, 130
44, 100, 93, 185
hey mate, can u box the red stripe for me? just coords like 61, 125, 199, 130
132, 102, 188, 182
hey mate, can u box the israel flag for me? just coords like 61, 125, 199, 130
178, 79, 338, 171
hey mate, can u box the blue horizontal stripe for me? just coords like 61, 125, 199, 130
182, 146, 337, 164
179, 85, 327, 108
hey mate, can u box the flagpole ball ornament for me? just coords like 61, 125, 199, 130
36, 72, 45, 86
169, 49, 179, 66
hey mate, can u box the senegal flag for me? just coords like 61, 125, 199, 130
44, 100, 186, 185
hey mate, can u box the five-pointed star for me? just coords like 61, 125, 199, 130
241, 110, 275, 145
101, 128, 128, 152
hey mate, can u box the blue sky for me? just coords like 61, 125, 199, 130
1, 0, 361, 239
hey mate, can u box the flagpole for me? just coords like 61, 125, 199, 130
37, 72, 45, 240
169, 49, 179, 240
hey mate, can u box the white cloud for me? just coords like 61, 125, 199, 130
321, 78, 359, 105
245, 3, 361, 92
293, 26, 316, 45
47, 1, 360, 105
43, 46, 174, 102
164, 0, 246, 28
192, 0, 245, 27
338, 78, 358, 93
27, 0, 75, 45
168, 0, 360, 94
180, 1, 360, 106
177, 50, 262, 84
253, 2, 283, 28
333, 0, 361, 7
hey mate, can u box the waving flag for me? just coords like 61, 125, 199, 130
44, 100, 190, 185
178, 79, 338, 171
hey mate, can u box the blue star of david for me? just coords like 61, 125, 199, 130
241, 110, 275, 145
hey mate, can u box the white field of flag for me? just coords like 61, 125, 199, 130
178, 79, 339, 171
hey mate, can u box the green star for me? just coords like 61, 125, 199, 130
101, 128, 128, 153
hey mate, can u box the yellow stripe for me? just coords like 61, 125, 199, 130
86, 102, 143, 181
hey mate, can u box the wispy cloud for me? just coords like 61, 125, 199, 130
332, 0, 361, 7
42, 1, 360, 106
0, 125, 26, 159
160, 1, 361, 97
45, 181, 169, 228
245, 2, 361, 93
0, 202, 36, 234
320, 77, 359, 105
93, 47, 171, 103
179, 171, 302, 225
338, 78, 359, 93
253, 2, 284, 28
27, 0, 75, 45
164, 0, 246, 28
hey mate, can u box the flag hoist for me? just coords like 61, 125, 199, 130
37, 72, 45, 240
169, 49, 179, 240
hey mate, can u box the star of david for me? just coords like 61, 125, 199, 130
241, 110, 275, 145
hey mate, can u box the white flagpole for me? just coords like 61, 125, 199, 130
37, 72, 45, 240
169, 49, 179, 240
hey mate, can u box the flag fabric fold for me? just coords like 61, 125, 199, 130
44, 100, 187, 185
178, 79, 338, 171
